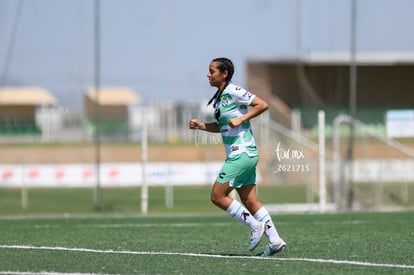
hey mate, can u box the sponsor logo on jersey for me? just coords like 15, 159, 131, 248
243, 91, 252, 99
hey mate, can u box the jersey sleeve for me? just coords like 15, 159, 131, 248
232, 86, 256, 105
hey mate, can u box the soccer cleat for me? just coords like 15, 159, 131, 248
256, 240, 287, 257
249, 222, 265, 251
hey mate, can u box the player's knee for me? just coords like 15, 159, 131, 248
241, 198, 259, 211
211, 191, 227, 207
210, 192, 220, 206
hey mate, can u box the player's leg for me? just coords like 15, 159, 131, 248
211, 181, 265, 250
238, 185, 283, 245
236, 184, 262, 214
211, 181, 258, 229
253, 205, 283, 244
238, 184, 286, 256
211, 159, 263, 251
236, 184, 266, 251
210, 180, 233, 210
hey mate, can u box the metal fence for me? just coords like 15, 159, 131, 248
1, 103, 413, 212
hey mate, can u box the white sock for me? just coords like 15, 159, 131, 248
226, 199, 259, 229
254, 206, 281, 244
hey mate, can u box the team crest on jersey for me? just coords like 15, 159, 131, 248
220, 95, 229, 107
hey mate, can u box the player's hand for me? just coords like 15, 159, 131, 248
228, 118, 243, 128
189, 119, 201, 129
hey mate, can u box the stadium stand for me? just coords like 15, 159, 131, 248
246, 52, 414, 131
84, 87, 140, 140
0, 87, 57, 135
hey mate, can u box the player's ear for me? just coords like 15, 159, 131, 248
223, 70, 229, 80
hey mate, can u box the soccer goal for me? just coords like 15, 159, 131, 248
254, 111, 333, 213
332, 114, 414, 211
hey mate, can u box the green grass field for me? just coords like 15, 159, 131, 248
0, 211, 413, 274
1, 186, 413, 274
0, 185, 309, 216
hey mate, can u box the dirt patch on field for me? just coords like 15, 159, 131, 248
0, 144, 225, 164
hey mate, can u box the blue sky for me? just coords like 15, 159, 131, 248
1, 0, 413, 109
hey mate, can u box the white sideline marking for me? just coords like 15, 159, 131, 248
1, 245, 413, 270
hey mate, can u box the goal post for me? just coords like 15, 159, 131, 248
318, 110, 327, 212
141, 112, 148, 215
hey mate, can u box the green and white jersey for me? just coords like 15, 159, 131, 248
214, 83, 258, 159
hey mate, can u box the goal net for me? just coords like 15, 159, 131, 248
331, 114, 414, 211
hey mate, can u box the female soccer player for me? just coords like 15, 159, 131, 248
189, 57, 286, 256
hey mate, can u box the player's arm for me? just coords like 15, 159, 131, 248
228, 96, 268, 128
189, 119, 219, 133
